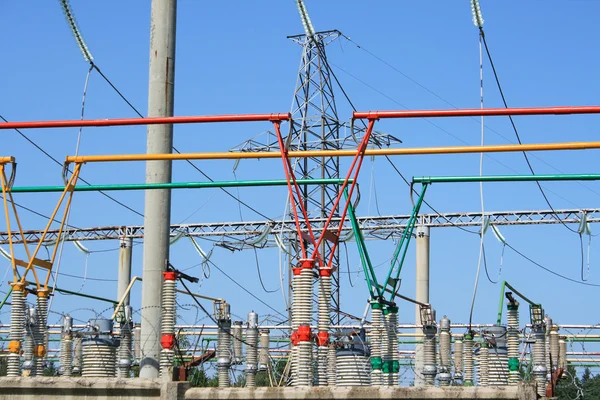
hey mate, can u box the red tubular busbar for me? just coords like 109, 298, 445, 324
353, 106, 600, 120
0, 113, 291, 130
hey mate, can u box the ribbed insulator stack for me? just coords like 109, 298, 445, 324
384, 307, 399, 386
245, 312, 259, 388
478, 343, 489, 386
232, 321, 243, 365
327, 343, 336, 386
259, 329, 270, 372
60, 315, 73, 377
22, 308, 35, 377
316, 269, 332, 386
506, 303, 520, 385
558, 336, 567, 372
438, 316, 452, 386
486, 326, 508, 386
423, 333, 437, 386
463, 334, 474, 385
291, 260, 313, 387
532, 327, 547, 398
544, 316, 552, 377
369, 303, 383, 386
73, 336, 82, 375
217, 318, 231, 387
118, 322, 132, 378
133, 326, 141, 364
159, 271, 177, 376
82, 340, 116, 377
454, 337, 464, 383
335, 350, 371, 386
7, 285, 26, 377
549, 325, 559, 372
34, 291, 49, 376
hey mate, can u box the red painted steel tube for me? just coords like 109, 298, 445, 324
353, 106, 600, 120
0, 113, 291, 130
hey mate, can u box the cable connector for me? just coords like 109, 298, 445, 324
470, 0, 484, 28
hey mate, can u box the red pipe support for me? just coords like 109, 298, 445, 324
353, 105, 600, 120
0, 113, 291, 130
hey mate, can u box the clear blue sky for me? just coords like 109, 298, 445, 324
1, 1, 600, 353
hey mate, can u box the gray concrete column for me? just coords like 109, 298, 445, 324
414, 224, 430, 387
140, 0, 177, 379
118, 237, 133, 307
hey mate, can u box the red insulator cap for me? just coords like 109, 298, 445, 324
319, 268, 334, 277
290, 331, 300, 346
297, 325, 311, 342
299, 259, 314, 270
316, 331, 329, 346
160, 334, 175, 349
163, 271, 177, 281
292, 268, 303, 276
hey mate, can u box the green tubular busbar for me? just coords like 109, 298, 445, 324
8, 178, 354, 193
497, 281, 541, 325
413, 173, 600, 185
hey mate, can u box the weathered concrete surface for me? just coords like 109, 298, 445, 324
0, 377, 188, 400
185, 384, 537, 400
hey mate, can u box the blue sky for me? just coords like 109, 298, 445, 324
1, 0, 600, 357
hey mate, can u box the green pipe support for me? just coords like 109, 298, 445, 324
413, 173, 600, 185
9, 178, 353, 193
496, 281, 541, 325
26, 281, 118, 304
0, 287, 12, 311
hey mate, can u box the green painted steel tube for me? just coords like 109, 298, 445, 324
496, 281, 541, 325
8, 178, 353, 193
384, 184, 428, 302
414, 174, 600, 184
344, 188, 382, 300
25, 281, 118, 304
0, 286, 12, 311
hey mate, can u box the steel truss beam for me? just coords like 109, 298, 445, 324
1, 208, 597, 246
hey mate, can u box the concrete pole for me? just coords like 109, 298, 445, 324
139, 0, 177, 379
414, 224, 430, 387
118, 237, 133, 307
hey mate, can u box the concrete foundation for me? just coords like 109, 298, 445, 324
0, 378, 536, 400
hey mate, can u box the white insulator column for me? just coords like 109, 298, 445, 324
558, 336, 567, 372
438, 316, 451, 386
327, 343, 337, 386
159, 271, 177, 377
7, 284, 26, 377
423, 329, 437, 386
506, 302, 520, 385
383, 307, 399, 386
60, 316, 73, 377
259, 329, 270, 372
22, 308, 35, 377
485, 326, 508, 386
478, 343, 489, 386
73, 336, 82, 375
454, 336, 464, 384
118, 306, 133, 378
232, 321, 243, 365
463, 334, 474, 386
317, 269, 332, 386
549, 324, 559, 373
544, 316, 552, 378
532, 326, 548, 398
34, 291, 49, 376
245, 312, 259, 387
291, 260, 313, 387
335, 349, 371, 386
217, 309, 231, 388
134, 326, 141, 364
369, 303, 383, 386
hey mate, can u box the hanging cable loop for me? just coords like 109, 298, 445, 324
6, 161, 17, 190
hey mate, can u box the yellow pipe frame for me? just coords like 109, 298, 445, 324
65, 141, 600, 164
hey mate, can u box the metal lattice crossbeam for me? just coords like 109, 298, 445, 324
1, 208, 597, 245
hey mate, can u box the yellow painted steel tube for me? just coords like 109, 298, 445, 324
65, 141, 600, 163
0, 157, 15, 164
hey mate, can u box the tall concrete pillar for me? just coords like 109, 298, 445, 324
414, 224, 430, 387
117, 237, 133, 307
140, 0, 177, 379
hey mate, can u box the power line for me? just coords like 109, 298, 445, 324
479, 30, 578, 234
